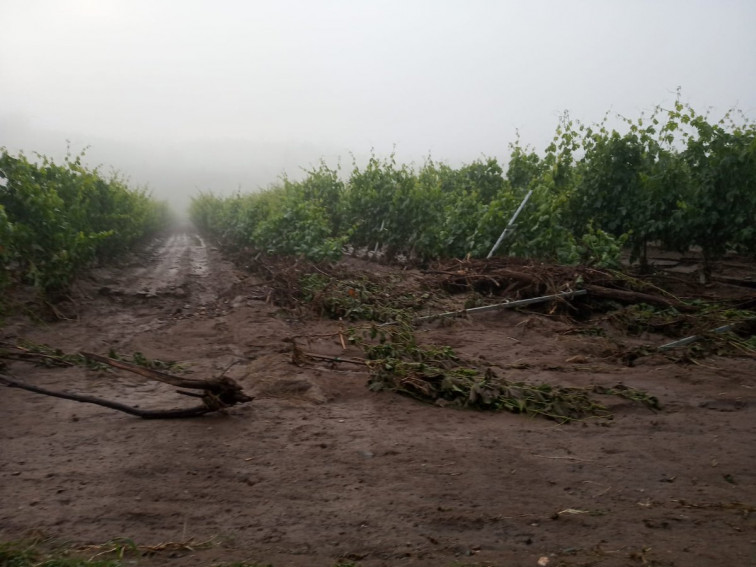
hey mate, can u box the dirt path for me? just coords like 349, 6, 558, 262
110, 231, 211, 297
1, 230, 755, 567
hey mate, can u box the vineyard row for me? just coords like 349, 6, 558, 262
0, 150, 171, 299
190, 100, 756, 270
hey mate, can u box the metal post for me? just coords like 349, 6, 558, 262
487, 189, 533, 259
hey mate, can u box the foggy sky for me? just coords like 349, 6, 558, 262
2, 0, 755, 212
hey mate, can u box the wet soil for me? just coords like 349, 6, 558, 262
1, 231, 755, 567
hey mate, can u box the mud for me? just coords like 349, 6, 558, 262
1, 231, 755, 567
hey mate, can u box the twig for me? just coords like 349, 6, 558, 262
303, 352, 368, 366
531, 454, 595, 462
80, 352, 223, 390
77, 537, 217, 555
0, 343, 76, 367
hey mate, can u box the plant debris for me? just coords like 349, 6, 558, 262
349, 320, 658, 423
0, 340, 185, 372
0, 343, 253, 419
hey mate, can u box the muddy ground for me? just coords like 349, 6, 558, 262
1, 230, 755, 567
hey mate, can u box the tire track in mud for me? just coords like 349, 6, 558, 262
3, 229, 253, 406
2, 229, 245, 366
113, 231, 213, 303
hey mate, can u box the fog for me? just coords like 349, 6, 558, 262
2, 0, 755, 213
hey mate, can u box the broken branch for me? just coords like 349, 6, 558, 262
80, 351, 213, 389
0, 373, 214, 419
583, 284, 687, 310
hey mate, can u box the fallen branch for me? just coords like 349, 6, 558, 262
1, 348, 253, 419
440, 268, 542, 291
0, 341, 75, 367
80, 352, 252, 408
583, 284, 687, 310
711, 275, 756, 289
0, 373, 216, 418
81, 352, 214, 389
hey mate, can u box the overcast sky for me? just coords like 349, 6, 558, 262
2, 0, 755, 211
